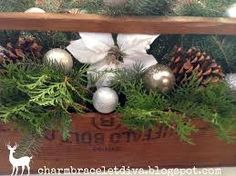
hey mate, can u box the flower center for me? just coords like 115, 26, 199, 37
105, 46, 125, 65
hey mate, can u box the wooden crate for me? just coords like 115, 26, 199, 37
0, 13, 236, 174
1, 113, 236, 174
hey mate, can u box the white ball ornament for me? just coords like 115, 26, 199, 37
25, 7, 46, 13
44, 48, 73, 71
93, 87, 119, 114
226, 4, 236, 18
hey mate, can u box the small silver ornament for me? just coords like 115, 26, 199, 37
68, 8, 88, 14
25, 7, 46, 13
103, 0, 128, 7
93, 87, 119, 114
225, 4, 236, 18
44, 48, 73, 71
143, 64, 176, 93
226, 74, 236, 91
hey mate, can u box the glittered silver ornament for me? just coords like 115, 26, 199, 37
103, 0, 128, 7
226, 74, 236, 91
225, 4, 236, 18
93, 87, 119, 114
44, 48, 73, 71
25, 7, 46, 13
143, 64, 176, 93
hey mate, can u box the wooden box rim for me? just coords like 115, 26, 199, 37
0, 13, 235, 35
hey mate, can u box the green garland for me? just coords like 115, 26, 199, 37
0, 61, 235, 145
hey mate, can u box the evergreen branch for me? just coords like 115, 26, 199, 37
173, 0, 236, 17
60, 112, 72, 140
0, 63, 89, 138
210, 36, 232, 72
115, 67, 236, 143
0, 102, 32, 123
15, 133, 42, 158
0, 0, 35, 12
74, 0, 174, 16
121, 107, 197, 144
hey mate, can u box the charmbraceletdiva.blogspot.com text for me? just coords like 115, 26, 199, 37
37, 166, 222, 175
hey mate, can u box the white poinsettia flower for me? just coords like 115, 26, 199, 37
67, 32, 159, 87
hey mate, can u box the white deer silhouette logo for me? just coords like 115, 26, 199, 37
7, 143, 32, 176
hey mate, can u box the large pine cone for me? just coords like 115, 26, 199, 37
0, 36, 42, 65
169, 47, 224, 86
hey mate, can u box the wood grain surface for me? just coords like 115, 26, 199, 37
0, 13, 236, 35
0, 113, 236, 174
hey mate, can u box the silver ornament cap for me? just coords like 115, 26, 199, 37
44, 48, 73, 71
93, 87, 119, 114
143, 64, 176, 93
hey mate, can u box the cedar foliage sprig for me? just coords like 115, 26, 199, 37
113, 66, 236, 144
0, 63, 90, 139
113, 66, 197, 144
169, 75, 236, 142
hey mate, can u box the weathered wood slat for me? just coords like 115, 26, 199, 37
0, 13, 236, 35
0, 113, 236, 174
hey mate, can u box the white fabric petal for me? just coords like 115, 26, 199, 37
67, 39, 107, 64
123, 53, 157, 69
117, 34, 159, 55
87, 59, 122, 88
79, 32, 114, 53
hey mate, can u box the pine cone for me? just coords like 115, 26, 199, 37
0, 36, 43, 65
169, 47, 224, 86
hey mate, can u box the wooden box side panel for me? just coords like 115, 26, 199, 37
0, 113, 236, 174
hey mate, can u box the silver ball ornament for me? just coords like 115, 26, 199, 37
44, 48, 73, 71
226, 4, 236, 18
143, 64, 176, 93
226, 74, 236, 91
93, 87, 119, 114
25, 7, 45, 13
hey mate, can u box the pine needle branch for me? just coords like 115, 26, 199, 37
15, 133, 42, 158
